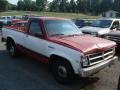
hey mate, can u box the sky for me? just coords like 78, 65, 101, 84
7, 0, 52, 5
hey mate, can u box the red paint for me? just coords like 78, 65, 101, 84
16, 44, 49, 63
4, 26, 26, 33
11, 19, 26, 23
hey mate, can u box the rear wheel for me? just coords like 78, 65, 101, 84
7, 40, 18, 57
52, 59, 74, 84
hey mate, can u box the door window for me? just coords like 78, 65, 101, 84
111, 21, 119, 29
29, 21, 43, 37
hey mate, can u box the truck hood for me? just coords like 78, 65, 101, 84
49, 35, 116, 55
107, 31, 120, 37
80, 26, 110, 35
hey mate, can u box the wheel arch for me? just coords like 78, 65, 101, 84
49, 54, 75, 74
6, 36, 16, 50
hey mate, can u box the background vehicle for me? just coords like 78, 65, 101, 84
1, 17, 117, 83
22, 14, 39, 20
11, 20, 27, 26
0, 16, 12, 25
74, 19, 95, 28
13, 21, 27, 27
11, 15, 23, 20
80, 18, 120, 37
105, 26, 120, 45
0, 21, 3, 30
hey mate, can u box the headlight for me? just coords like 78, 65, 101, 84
81, 55, 89, 67
113, 48, 116, 56
91, 32, 97, 36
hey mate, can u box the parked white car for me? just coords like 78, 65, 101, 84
12, 15, 23, 19
0, 16, 12, 25
80, 18, 120, 37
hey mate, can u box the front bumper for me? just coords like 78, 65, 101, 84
79, 56, 118, 77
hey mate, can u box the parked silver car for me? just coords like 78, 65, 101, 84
80, 18, 120, 37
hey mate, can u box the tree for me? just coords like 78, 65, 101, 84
59, 0, 69, 12
76, 0, 84, 13
15, 0, 120, 15
10, 4, 17, 10
31, 1, 38, 11
90, 0, 100, 15
49, 0, 61, 12
69, 0, 76, 12
113, 0, 120, 12
23, 0, 32, 11
17, 0, 24, 10
0, 0, 9, 11
36, 0, 47, 11
99, 0, 113, 12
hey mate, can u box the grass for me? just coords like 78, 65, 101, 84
0, 11, 100, 19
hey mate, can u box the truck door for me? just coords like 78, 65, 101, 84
24, 20, 46, 56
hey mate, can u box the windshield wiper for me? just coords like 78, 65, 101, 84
66, 34, 82, 37
51, 34, 65, 36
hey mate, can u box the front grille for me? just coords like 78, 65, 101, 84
87, 48, 114, 66
107, 36, 120, 43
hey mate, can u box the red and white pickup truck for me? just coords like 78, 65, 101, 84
1, 17, 118, 83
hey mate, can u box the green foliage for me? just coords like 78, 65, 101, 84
59, 0, 69, 12
49, 0, 61, 12
0, 0, 120, 16
36, 0, 47, 11
113, 0, 120, 12
17, 0, 24, 10
76, 0, 84, 13
49, 0, 119, 15
69, 0, 76, 13
0, 0, 9, 12
23, 0, 32, 11
16, 0, 47, 11
9, 4, 17, 10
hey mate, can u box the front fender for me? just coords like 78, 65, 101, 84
49, 51, 81, 74
7, 35, 16, 44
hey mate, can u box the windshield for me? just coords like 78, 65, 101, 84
75, 20, 84, 26
45, 20, 82, 36
1, 17, 6, 20
91, 20, 112, 28
7, 17, 11, 19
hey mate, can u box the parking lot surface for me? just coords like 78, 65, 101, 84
0, 37, 120, 90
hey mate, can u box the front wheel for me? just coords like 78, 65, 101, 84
52, 60, 74, 84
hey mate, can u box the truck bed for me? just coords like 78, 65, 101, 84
3, 26, 26, 33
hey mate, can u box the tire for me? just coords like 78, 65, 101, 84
52, 59, 74, 84
7, 40, 18, 57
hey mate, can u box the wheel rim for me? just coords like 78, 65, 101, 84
9, 45, 15, 56
58, 65, 67, 78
